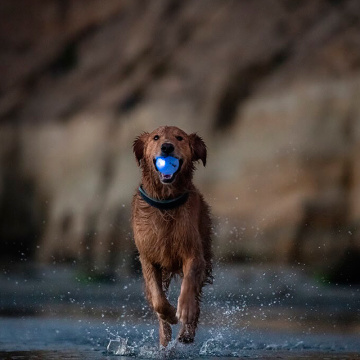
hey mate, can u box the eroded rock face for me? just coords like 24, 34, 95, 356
210, 79, 360, 267
1, 0, 360, 275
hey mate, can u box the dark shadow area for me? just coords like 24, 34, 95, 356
213, 49, 290, 131
0, 130, 43, 264
329, 247, 360, 285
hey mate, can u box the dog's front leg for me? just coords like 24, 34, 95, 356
140, 256, 178, 326
176, 257, 205, 342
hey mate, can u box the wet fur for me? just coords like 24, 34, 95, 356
131, 126, 212, 347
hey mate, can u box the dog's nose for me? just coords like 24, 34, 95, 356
161, 143, 174, 154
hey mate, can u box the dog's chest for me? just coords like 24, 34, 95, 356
136, 208, 196, 269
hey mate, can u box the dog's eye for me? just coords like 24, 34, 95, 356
176, 136, 183, 141
153, 135, 159, 141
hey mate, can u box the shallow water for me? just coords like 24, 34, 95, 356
1, 264, 359, 359
0, 317, 359, 359
0, 350, 359, 360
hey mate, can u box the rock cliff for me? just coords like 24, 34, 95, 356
1, 0, 360, 281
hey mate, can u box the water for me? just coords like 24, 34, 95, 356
0, 264, 359, 359
0, 314, 359, 359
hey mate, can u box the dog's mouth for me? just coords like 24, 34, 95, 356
153, 158, 183, 184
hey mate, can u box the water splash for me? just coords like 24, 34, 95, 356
103, 267, 360, 357
107, 337, 135, 356
107, 328, 160, 358
199, 333, 237, 357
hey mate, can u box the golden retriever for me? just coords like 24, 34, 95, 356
131, 126, 212, 347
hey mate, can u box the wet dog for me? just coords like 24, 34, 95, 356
132, 126, 212, 347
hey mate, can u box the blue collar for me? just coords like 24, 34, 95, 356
138, 185, 189, 210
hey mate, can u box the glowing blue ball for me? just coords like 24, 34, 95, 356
155, 156, 179, 175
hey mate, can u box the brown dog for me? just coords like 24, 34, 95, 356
131, 126, 212, 347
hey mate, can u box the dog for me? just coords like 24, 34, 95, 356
131, 126, 212, 347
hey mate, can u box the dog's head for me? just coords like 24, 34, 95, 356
133, 126, 206, 185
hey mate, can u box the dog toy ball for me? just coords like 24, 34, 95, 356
155, 156, 179, 175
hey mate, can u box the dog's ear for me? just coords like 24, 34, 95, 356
189, 133, 207, 166
133, 132, 149, 166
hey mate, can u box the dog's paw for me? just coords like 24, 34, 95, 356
176, 296, 197, 324
158, 304, 178, 325
177, 324, 195, 344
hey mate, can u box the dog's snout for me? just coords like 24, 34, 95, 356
161, 143, 174, 154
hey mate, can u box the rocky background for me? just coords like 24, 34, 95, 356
1, 0, 360, 283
